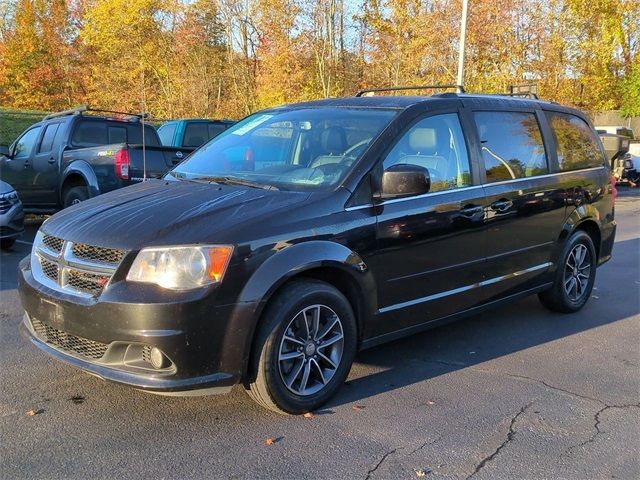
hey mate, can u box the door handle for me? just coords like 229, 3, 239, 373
459, 204, 484, 219
48, 157, 56, 164
23, 160, 31, 168
490, 199, 513, 212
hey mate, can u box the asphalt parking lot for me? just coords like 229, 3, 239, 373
1, 190, 638, 480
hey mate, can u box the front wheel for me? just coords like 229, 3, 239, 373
245, 279, 357, 414
538, 230, 597, 313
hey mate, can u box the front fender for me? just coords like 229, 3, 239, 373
60, 160, 100, 200
224, 240, 377, 380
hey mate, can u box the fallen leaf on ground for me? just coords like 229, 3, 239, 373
26, 409, 44, 416
303, 412, 314, 419
415, 467, 432, 476
352, 405, 365, 411
426, 401, 436, 405
265, 438, 274, 445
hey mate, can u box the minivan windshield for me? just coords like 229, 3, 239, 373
169, 107, 396, 190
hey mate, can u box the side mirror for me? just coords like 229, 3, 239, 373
0, 144, 10, 158
379, 164, 431, 200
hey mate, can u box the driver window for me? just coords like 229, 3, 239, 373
383, 113, 471, 192
14, 126, 42, 159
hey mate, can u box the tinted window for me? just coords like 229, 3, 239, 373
157, 123, 177, 146
38, 123, 60, 153
126, 124, 160, 146
474, 111, 548, 183
108, 126, 127, 144
183, 123, 209, 148
383, 113, 471, 192
14, 126, 42, 159
546, 112, 605, 171
208, 123, 228, 140
71, 120, 159, 147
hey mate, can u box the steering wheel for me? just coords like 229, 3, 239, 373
343, 138, 372, 159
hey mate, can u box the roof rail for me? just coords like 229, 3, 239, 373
355, 84, 465, 97
43, 105, 89, 120
43, 106, 147, 121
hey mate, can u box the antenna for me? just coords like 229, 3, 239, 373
140, 66, 147, 182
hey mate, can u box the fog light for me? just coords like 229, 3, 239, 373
150, 347, 167, 369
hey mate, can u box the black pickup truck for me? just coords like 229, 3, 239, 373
0, 107, 189, 211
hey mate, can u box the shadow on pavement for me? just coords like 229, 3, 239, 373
329, 235, 639, 408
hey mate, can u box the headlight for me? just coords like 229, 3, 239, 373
2, 191, 19, 204
127, 245, 233, 290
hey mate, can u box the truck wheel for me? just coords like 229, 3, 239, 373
538, 230, 597, 313
245, 279, 357, 414
0, 238, 16, 250
63, 186, 89, 208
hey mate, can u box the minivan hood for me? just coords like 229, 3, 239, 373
43, 179, 310, 249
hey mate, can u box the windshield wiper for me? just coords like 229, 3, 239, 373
191, 176, 279, 191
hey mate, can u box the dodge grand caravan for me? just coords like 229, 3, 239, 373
19, 89, 616, 413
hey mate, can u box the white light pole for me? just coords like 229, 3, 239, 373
456, 0, 469, 93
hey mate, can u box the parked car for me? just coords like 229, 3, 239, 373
0, 106, 189, 212
0, 181, 24, 250
18, 89, 616, 414
157, 119, 235, 150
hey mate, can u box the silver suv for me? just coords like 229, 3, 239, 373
0, 181, 24, 250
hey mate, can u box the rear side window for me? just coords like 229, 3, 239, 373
38, 123, 61, 153
545, 112, 605, 171
474, 111, 548, 183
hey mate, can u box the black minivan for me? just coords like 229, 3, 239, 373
19, 90, 616, 413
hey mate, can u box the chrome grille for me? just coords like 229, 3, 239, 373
72, 243, 125, 264
40, 257, 59, 282
0, 199, 10, 214
32, 232, 125, 297
31, 318, 109, 360
68, 270, 109, 295
42, 234, 64, 254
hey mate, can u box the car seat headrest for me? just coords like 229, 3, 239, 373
409, 128, 437, 154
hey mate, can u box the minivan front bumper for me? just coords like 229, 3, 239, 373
18, 256, 252, 395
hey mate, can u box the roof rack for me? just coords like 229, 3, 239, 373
43, 106, 147, 121
504, 84, 539, 100
355, 84, 465, 97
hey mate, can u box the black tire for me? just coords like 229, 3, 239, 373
63, 186, 89, 208
245, 279, 357, 414
0, 238, 16, 250
538, 230, 597, 313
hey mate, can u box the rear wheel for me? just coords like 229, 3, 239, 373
245, 279, 357, 414
63, 186, 89, 208
538, 230, 597, 313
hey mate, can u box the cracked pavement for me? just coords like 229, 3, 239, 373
1, 189, 638, 479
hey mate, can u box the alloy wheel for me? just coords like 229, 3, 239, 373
563, 243, 591, 302
278, 304, 344, 396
